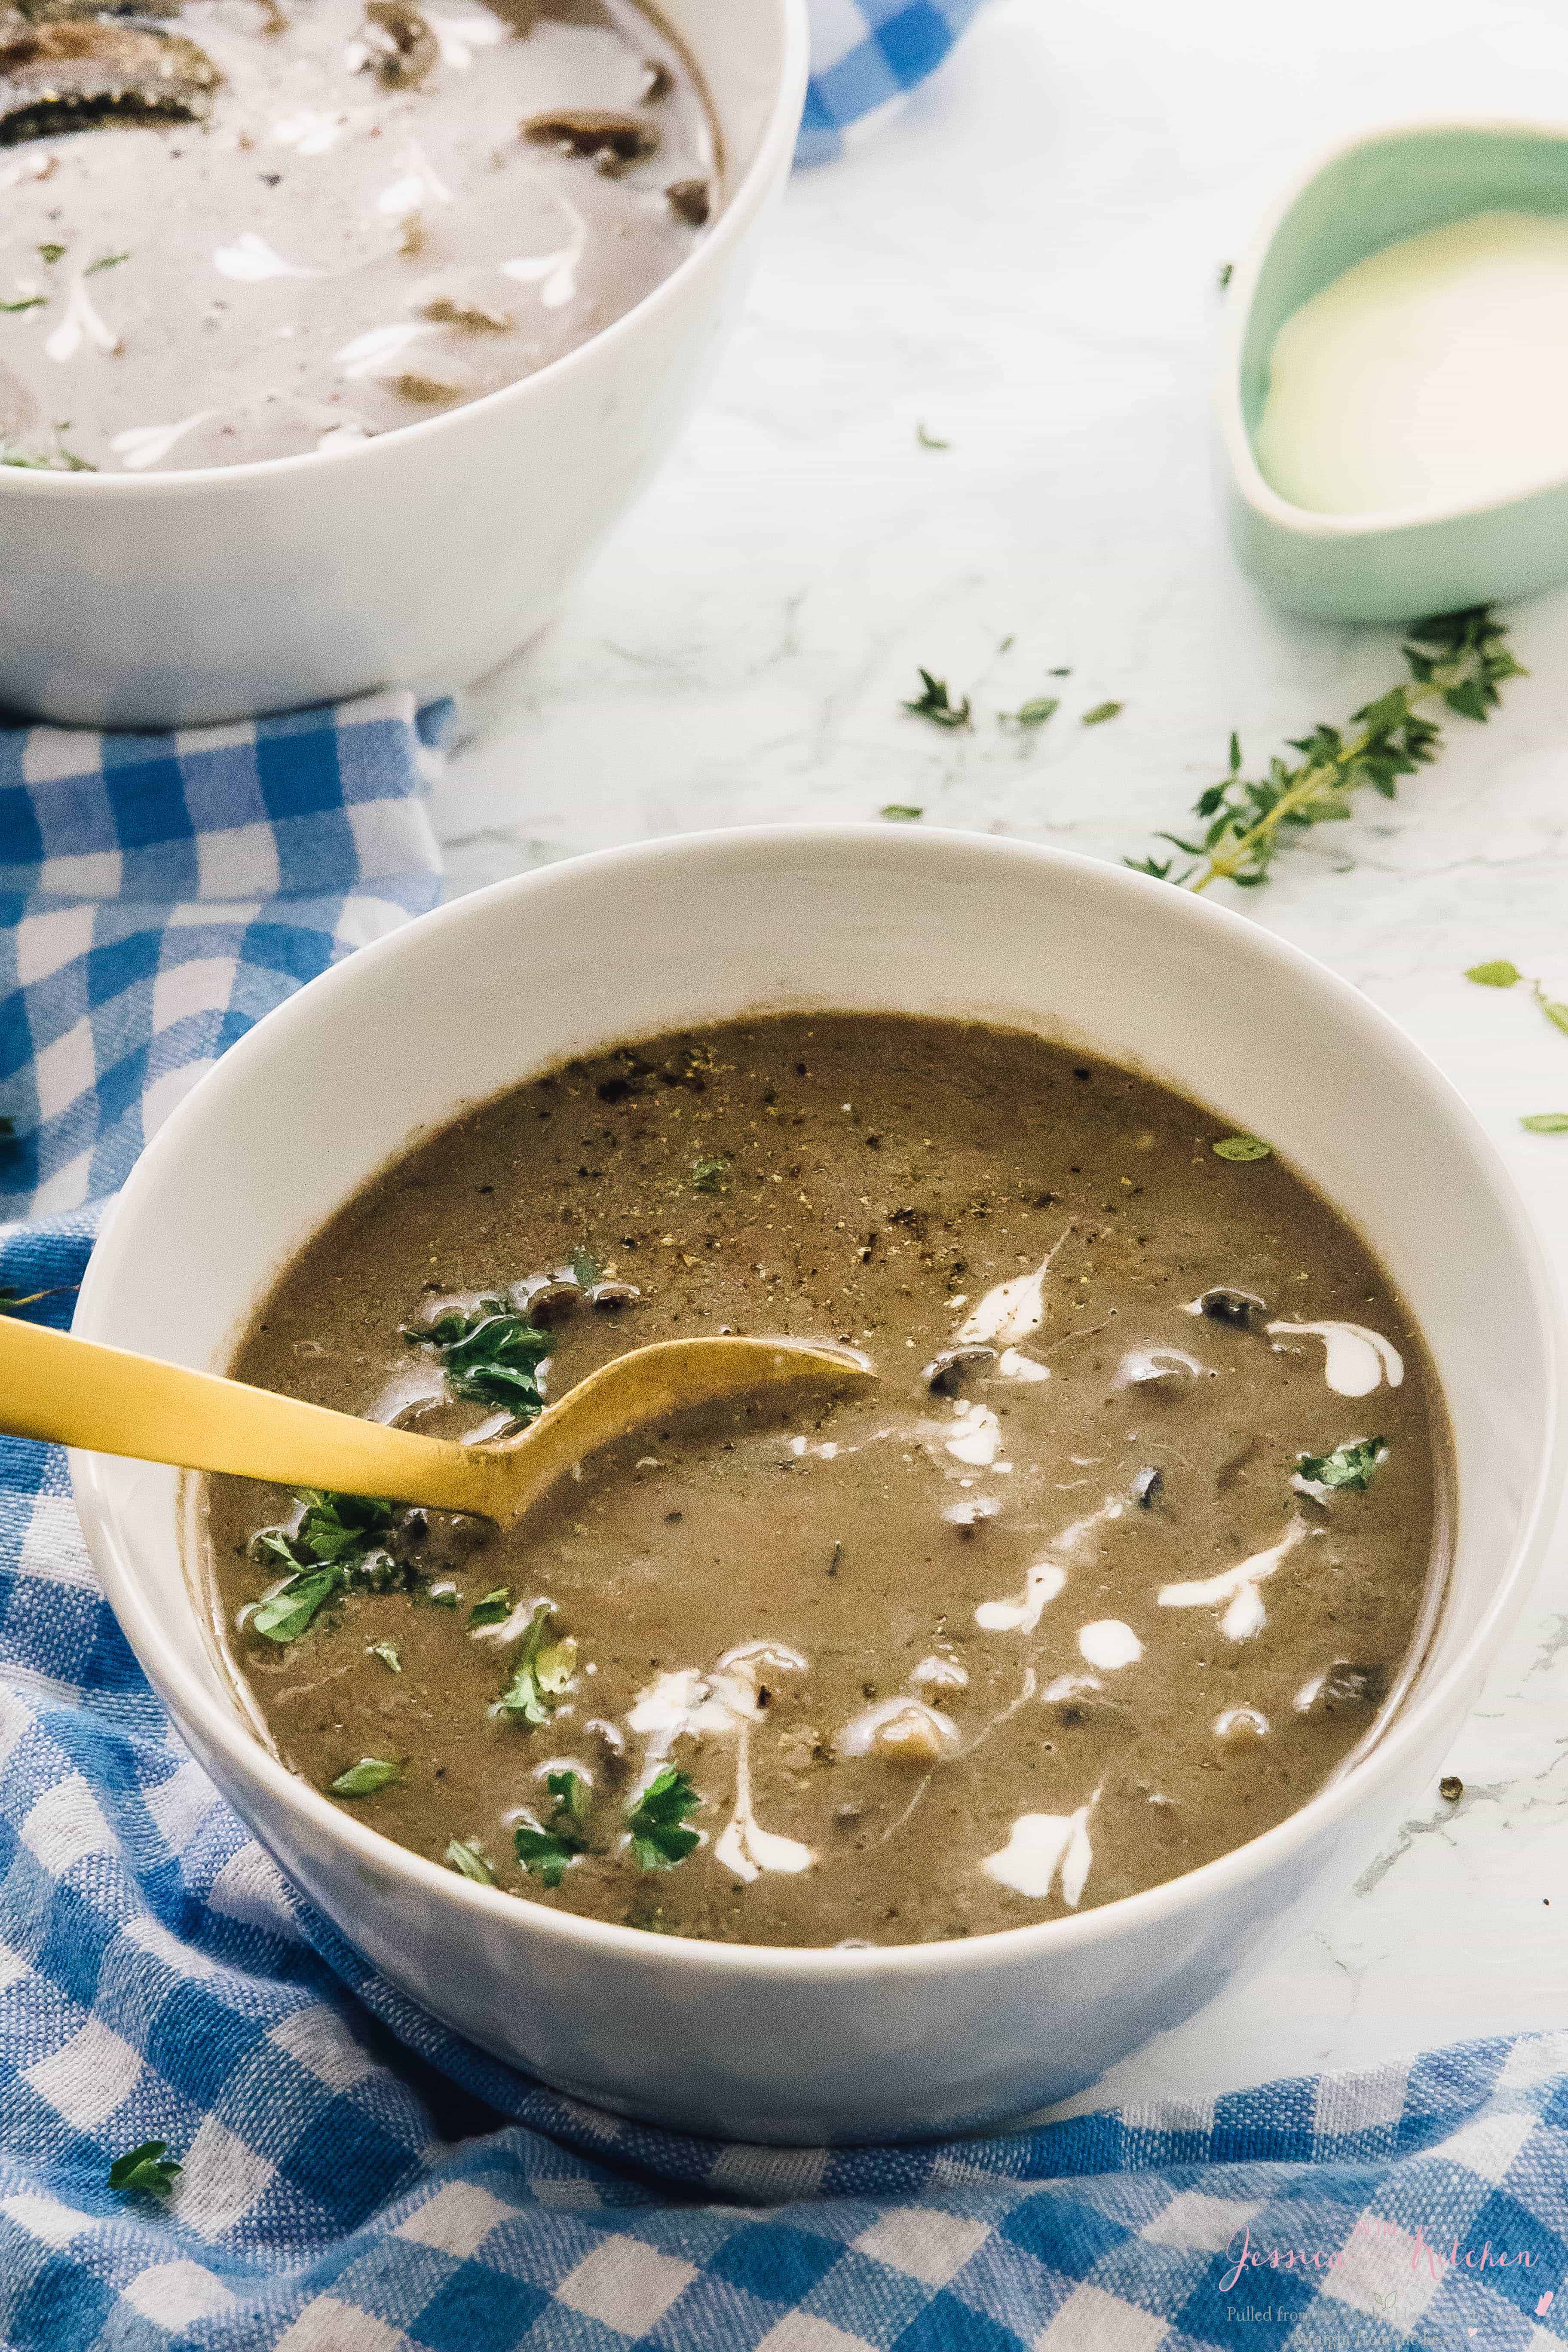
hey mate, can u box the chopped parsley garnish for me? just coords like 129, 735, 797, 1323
902, 668, 971, 729
569, 1245, 601, 1287
468, 1586, 512, 1629
496, 1602, 577, 1724
691, 1157, 729, 1194
1001, 696, 1059, 727
369, 1640, 402, 1673
514, 1772, 591, 1886
251, 1567, 343, 1645
881, 804, 924, 821
329, 1757, 401, 1798
1081, 700, 1123, 726
1212, 1135, 1271, 1162
445, 1838, 496, 1884
1522, 1112, 1568, 1133
626, 1766, 701, 1869
108, 2139, 180, 2196
429, 1581, 460, 1608
405, 1300, 553, 1423
1297, 1438, 1388, 1491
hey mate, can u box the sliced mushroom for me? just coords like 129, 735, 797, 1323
521, 107, 658, 174
665, 177, 710, 227
1197, 1285, 1268, 1327
361, 0, 435, 89
639, 56, 672, 101
588, 1280, 640, 1310
519, 1279, 581, 1326
0, 18, 220, 143
414, 289, 513, 331
1132, 1465, 1163, 1507
1114, 1346, 1202, 1394
921, 1343, 996, 1395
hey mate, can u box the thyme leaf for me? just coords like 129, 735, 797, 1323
108, 2139, 180, 2196
916, 420, 949, 450
1522, 1112, 1568, 1133
1001, 696, 1059, 728
901, 668, 972, 730
1463, 959, 1568, 1036
1081, 701, 1123, 726
1130, 608, 1524, 890
329, 1756, 401, 1797
626, 1765, 701, 1868
881, 803, 924, 821
1297, 1437, 1388, 1491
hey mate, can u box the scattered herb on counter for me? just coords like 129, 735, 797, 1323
1212, 1135, 1271, 1163
1522, 1113, 1568, 1133
2, 439, 96, 472
1081, 700, 1123, 726
329, 1756, 401, 1797
626, 1765, 701, 1868
902, 669, 972, 730
515, 1772, 591, 1886
406, 1301, 553, 1422
108, 2139, 181, 2196
445, 1838, 496, 1884
569, 1244, 601, 1287
1001, 695, 1060, 728
1297, 1437, 1388, 1491
1439, 1775, 1463, 1802
468, 1586, 512, 1629
37, 242, 64, 263
881, 803, 924, 821
496, 1601, 577, 1724
0, 296, 46, 314
1463, 959, 1568, 1036
1130, 607, 1524, 891
86, 251, 129, 275
1217, 261, 1233, 289
916, 420, 950, 450
691, 1156, 729, 1194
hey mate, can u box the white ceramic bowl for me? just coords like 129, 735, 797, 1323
0, 1, 809, 729
72, 829, 1564, 2143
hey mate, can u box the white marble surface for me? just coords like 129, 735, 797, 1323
432, 0, 1568, 2116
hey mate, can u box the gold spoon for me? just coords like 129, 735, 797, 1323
0, 1319, 873, 1528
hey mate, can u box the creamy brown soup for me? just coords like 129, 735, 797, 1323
205, 1016, 1446, 1947
0, 0, 713, 472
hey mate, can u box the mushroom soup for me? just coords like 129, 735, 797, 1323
0, 0, 714, 471
205, 1015, 1446, 1947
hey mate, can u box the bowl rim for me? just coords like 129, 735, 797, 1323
72, 823, 1568, 1982
0, 0, 811, 501
1217, 113, 1568, 541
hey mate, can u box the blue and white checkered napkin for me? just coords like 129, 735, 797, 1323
798, 0, 989, 166
3, 733, 1567, 2350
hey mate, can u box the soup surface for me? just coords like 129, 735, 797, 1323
0, 0, 712, 472
206, 1016, 1444, 1947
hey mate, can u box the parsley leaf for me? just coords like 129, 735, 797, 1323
1212, 1135, 1271, 1162
1522, 1112, 1568, 1133
1297, 1438, 1388, 1491
445, 1838, 496, 1884
1082, 700, 1123, 726
496, 1602, 578, 1724
295, 1489, 395, 1564
329, 1757, 401, 1797
108, 2139, 180, 2196
902, 668, 971, 729
369, 1639, 401, 1672
691, 1157, 729, 1193
251, 1566, 343, 1644
468, 1586, 513, 1629
514, 1773, 591, 1886
407, 1304, 553, 1423
626, 1766, 701, 1869
569, 1245, 601, 1287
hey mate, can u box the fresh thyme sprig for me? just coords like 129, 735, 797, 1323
1130, 608, 1524, 892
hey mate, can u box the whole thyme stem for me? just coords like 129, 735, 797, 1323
1130, 608, 1525, 892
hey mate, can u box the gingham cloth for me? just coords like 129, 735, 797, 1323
797, 0, 988, 166
2, 728, 1567, 2352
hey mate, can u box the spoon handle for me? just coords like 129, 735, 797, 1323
0, 1313, 504, 1513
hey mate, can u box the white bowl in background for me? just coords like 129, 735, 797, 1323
70, 828, 1564, 2142
0, 1, 809, 729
